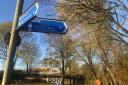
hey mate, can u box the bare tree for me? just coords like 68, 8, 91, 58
35, 0, 128, 84
43, 34, 74, 85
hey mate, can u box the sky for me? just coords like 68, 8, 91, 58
0, 0, 55, 70
0, 0, 16, 23
0, 0, 35, 23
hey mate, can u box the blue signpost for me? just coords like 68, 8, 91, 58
19, 18, 68, 34
18, 2, 39, 27
18, 1, 68, 34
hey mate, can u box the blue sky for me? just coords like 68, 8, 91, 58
0, 0, 34, 23
0, 0, 55, 70
0, 0, 16, 23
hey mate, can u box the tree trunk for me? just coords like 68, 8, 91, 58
61, 56, 65, 85
26, 63, 29, 76
107, 67, 118, 85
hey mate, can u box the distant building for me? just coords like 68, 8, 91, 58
32, 67, 60, 74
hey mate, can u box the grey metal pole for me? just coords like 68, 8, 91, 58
2, 0, 24, 85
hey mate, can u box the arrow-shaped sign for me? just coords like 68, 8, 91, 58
19, 18, 68, 34
18, 2, 39, 27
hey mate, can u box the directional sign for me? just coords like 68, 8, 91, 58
19, 18, 68, 34
18, 2, 39, 27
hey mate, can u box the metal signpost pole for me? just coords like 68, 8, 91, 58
2, 0, 24, 85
